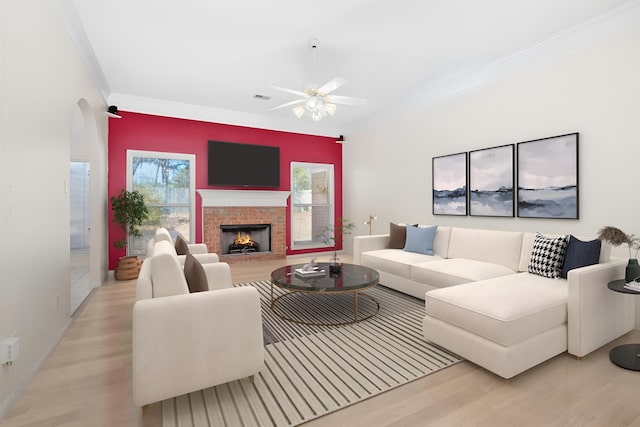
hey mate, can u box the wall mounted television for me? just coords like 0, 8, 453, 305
207, 140, 280, 188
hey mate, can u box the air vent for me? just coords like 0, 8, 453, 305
254, 94, 271, 101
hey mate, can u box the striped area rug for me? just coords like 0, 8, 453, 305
162, 281, 462, 427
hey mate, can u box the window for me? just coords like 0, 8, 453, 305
127, 150, 196, 257
290, 162, 334, 250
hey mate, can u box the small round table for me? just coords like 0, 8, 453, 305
270, 263, 380, 326
607, 279, 640, 371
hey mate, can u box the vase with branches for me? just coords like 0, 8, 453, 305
318, 218, 356, 273
597, 226, 640, 282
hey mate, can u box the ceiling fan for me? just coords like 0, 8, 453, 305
270, 39, 367, 121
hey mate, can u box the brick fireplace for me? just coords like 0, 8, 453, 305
198, 190, 290, 263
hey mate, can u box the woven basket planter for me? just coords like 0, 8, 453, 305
115, 255, 142, 280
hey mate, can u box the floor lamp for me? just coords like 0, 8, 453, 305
364, 214, 377, 235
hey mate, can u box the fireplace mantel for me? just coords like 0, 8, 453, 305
197, 189, 290, 207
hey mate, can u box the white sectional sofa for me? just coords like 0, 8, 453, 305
132, 231, 264, 406
354, 225, 635, 379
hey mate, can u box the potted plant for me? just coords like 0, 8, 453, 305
597, 226, 640, 282
318, 218, 356, 273
111, 189, 149, 280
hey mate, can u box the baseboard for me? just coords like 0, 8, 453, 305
0, 318, 73, 421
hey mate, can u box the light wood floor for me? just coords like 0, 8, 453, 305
3, 255, 640, 427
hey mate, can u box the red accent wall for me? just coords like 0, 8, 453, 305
108, 111, 342, 269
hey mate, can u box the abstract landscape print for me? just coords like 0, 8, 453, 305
469, 144, 514, 217
517, 133, 579, 219
433, 152, 467, 215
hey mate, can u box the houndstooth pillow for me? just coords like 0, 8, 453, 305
528, 233, 569, 279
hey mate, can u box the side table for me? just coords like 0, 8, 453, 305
607, 279, 640, 371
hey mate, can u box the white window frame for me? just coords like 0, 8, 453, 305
290, 161, 334, 250
126, 150, 196, 242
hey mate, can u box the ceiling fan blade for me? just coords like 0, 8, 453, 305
318, 77, 347, 95
327, 94, 368, 106
270, 84, 306, 97
269, 99, 305, 111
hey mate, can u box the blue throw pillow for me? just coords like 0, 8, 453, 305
403, 225, 438, 255
561, 235, 601, 279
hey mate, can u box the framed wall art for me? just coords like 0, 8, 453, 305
517, 133, 579, 219
469, 144, 514, 217
432, 152, 467, 216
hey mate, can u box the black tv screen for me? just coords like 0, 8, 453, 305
208, 141, 280, 187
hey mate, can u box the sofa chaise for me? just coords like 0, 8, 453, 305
354, 225, 635, 379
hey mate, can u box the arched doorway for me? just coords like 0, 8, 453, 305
69, 99, 107, 315
70, 104, 92, 314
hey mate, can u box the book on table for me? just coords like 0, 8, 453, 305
294, 268, 325, 278
623, 281, 640, 292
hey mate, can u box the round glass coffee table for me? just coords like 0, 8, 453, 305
270, 263, 380, 326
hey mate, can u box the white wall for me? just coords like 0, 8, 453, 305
0, 0, 108, 417
343, 27, 640, 326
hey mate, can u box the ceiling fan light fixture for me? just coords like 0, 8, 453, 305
271, 38, 367, 122
293, 105, 305, 118
324, 103, 337, 115
305, 95, 321, 112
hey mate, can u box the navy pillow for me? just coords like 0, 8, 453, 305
561, 235, 601, 279
403, 225, 438, 255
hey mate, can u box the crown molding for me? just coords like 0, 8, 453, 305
55, 0, 110, 103
353, 0, 640, 131
417, 0, 640, 105
58, 0, 640, 135
108, 92, 343, 138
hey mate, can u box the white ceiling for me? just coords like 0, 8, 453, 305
61, 0, 636, 136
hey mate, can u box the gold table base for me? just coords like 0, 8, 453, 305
270, 282, 380, 327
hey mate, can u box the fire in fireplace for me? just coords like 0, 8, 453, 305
220, 224, 271, 256
229, 231, 260, 253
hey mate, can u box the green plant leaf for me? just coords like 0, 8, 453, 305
110, 189, 149, 249
317, 217, 356, 246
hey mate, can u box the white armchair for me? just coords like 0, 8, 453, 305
132, 237, 264, 407
146, 227, 220, 265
